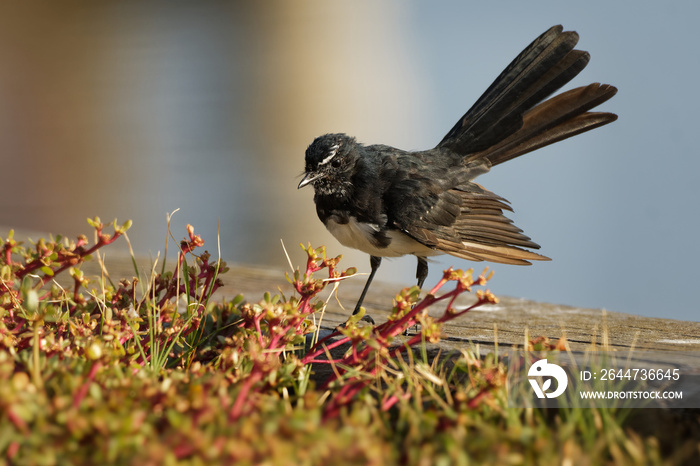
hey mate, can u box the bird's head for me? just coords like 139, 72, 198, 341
298, 133, 358, 196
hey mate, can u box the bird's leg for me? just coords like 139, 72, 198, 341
351, 255, 381, 322
416, 256, 428, 289
407, 256, 429, 334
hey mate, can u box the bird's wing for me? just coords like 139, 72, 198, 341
389, 177, 549, 265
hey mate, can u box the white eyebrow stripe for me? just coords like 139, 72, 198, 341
318, 144, 340, 166
319, 152, 336, 165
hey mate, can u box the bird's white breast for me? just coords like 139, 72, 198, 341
325, 217, 440, 258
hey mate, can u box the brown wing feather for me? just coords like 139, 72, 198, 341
404, 186, 550, 265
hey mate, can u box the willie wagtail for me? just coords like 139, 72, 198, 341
298, 25, 617, 318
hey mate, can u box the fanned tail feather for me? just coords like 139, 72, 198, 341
438, 25, 617, 164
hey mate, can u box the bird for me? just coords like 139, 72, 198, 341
298, 25, 617, 320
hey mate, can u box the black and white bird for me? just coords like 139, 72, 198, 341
298, 25, 617, 318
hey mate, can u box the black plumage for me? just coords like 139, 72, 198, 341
298, 25, 617, 317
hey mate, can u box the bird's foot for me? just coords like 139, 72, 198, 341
403, 322, 421, 336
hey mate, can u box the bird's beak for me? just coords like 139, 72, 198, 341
297, 172, 320, 189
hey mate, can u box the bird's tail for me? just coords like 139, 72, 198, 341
437, 25, 617, 165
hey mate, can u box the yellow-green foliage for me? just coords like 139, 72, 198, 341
0, 222, 690, 465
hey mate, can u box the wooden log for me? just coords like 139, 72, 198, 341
4, 227, 700, 360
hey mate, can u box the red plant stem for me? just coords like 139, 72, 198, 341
301, 333, 350, 364
444, 292, 460, 313
72, 361, 102, 409
17, 232, 123, 291
3, 244, 12, 266
436, 298, 488, 323
6, 407, 28, 434
381, 392, 410, 411
177, 251, 186, 271
6, 441, 20, 460
200, 274, 212, 300
297, 295, 313, 314
303, 357, 346, 365
0, 280, 14, 298
253, 316, 265, 347
229, 371, 262, 421
319, 281, 491, 411
382, 396, 399, 411
309, 293, 456, 389
466, 385, 493, 409
22, 235, 99, 278
268, 333, 282, 350
383, 299, 488, 362
428, 277, 450, 295
173, 442, 196, 459
305, 284, 455, 367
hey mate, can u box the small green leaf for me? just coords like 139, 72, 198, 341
231, 294, 245, 306
23, 289, 39, 313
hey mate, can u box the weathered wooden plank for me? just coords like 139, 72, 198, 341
91, 253, 700, 355
4, 227, 700, 356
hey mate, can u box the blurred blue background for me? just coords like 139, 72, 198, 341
1, 2, 698, 321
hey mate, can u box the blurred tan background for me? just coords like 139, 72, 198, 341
1, 2, 698, 321
0, 2, 428, 254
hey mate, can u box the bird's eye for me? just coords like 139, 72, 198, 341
331, 157, 342, 168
